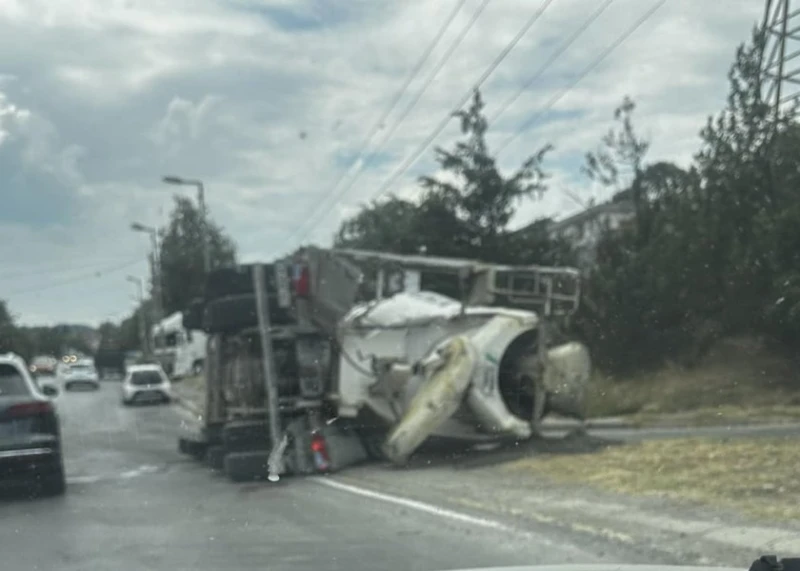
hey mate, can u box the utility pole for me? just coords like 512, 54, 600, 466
131, 222, 163, 322
252, 264, 283, 480
760, 0, 800, 121
127, 276, 150, 358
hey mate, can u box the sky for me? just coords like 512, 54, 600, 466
0, 0, 764, 326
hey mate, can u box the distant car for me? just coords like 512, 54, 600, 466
63, 363, 100, 391
29, 355, 58, 378
121, 364, 172, 406
0, 353, 65, 495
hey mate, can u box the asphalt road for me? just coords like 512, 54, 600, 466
0, 378, 634, 571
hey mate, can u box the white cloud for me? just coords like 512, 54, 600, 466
0, 0, 766, 325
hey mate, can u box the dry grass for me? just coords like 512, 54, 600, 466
505, 437, 800, 521
587, 337, 800, 423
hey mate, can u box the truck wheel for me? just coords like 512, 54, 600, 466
178, 437, 206, 460
205, 445, 227, 471
204, 266, 255, 300
223, 419, 270, 453
224, 451, 271, 482
203, 294, 258, 334
39, 468, 67, 496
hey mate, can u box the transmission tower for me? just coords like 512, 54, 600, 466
760, 0, 800, 119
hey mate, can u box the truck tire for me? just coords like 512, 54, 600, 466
205, 444, 227, 471
224, 451, 271, 482
203, 294, 258, 333
204, 266, 256, 300
204, 264, 285, 301
223, 419, 271, 453
203, 294, 293, 333
178, 437, 207, 460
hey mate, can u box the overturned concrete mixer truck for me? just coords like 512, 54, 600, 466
177, 247, 591, 482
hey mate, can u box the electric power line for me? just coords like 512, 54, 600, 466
495, 0, 668, 156
488, 0, 615, 124
283, 0, 471, 246
297, 0, 558, 239
289, 0, 491, 246
1, 257, 142, 281
4, 258, 141, 297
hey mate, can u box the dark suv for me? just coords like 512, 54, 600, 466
0, 353, 65, 495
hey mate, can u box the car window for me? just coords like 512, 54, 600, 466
130, 371, 163, 386
0, 363, 30, 396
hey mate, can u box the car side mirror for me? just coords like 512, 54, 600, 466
42, 385, 59, 397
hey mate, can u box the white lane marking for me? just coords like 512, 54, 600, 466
67, 475, 104, 484
315, 477, 513, 532
120, 464, 160, 479
67, 464, 161, 485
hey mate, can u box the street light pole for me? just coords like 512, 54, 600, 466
162, 175, 211, 275
127, 276, 150, 358
131, 222, 163, 322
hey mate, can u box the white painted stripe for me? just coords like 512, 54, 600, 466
315, 477, 513, 532
0, 447, 53, 459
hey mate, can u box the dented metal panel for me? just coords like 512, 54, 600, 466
382, 336, 476, 465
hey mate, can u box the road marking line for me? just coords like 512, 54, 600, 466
314, 477, 513, 532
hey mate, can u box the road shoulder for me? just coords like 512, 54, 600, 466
333, 453, 800, 567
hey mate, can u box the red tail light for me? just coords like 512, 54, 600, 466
293, 264, 310, 298
7, 401, 53, 417
310, 431, 331, 471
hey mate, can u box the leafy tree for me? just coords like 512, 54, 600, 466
579, 29, 800, 372
0, 300, 23, 356
336, 89, 561, 267
418, 89, 553, 261
583, 96, 651, 241
158, 196, 237, 315
335, 196, 428, 254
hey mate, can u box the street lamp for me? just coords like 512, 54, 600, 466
126, 276, 150, 358
130, 222, 163, 322
162, 175, 210, 274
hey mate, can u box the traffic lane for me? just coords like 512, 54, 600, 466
55, 379, 180, 483
1, 381, 613, 571
1, 469, 605, 571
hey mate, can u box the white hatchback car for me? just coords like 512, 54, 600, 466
121, 364, 172, 406
63, 362, 100, 391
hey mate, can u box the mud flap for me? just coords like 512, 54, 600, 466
382, 336, 476, 465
